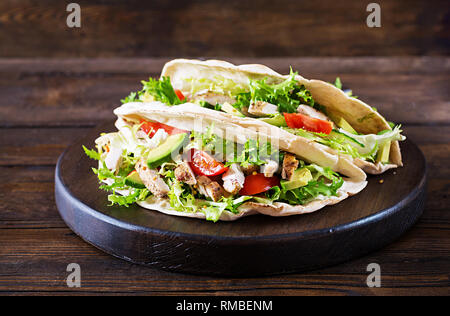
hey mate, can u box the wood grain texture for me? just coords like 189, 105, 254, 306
0, 58, 449, 295
0, 57, 449, 127
0, 0, 448, 58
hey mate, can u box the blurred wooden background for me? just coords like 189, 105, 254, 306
1, 0, 449, 295
0, 0, 448, 58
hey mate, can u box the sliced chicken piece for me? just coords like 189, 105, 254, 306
248, 101, 278, 117
196, 175, 225, 202
297, 104, 334, 125
105, 146, 123, 172
174, 162, 197, 185
281, 153, 299, 180
222, 163, 245, 195
193, 90, 236, 106
261, 159, 279, 177
241, 164, 259, 175
135, 158, 170, 198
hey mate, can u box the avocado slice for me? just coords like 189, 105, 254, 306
376, 141, 391, 163
280, 168, 313, 191
125, 170, 146, 189
146, 133, 187, 169
337, 117, 357, 134
221, 102, 245, 117
259, 114, 288, 127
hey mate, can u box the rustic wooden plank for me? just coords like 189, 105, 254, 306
0, 128, 90, 165
0, 58, 448, 126
0, 57, 447, 75
0, 225, 448, 295
0, 0, 448, 58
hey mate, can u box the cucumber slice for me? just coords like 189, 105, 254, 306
330, 130, 365, 148
125, 170, 145, 189
146, 133, 187, 169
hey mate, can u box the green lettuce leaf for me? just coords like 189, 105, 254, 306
184, 76, 248, 97
246, 69, 314, 113
121, 76, 185, 106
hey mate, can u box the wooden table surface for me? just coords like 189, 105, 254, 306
0, 57, 448, 295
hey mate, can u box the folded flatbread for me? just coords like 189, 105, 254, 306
161, 59, 405, 174
83, 101, 367, 221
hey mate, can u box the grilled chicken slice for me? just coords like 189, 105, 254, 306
222, 163, 245, 195
281, 153, 299, 180
261, 159, 279, 177
196, 176, 225, 202
174, 162, 197, 185
248, 101, 278, 117
193, 91, 236, 106
297, 104, 334, 125
135, 158, 170, 198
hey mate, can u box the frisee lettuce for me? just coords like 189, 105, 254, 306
246, 69, 315, 113
121, 76, 185, 106
83, 145, 150, 207
262, 163, 344, 206
280, 164, 343, 205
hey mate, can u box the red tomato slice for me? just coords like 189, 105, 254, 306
140, 119, 187, 137
283, 112, 332, 135
239, 173, 280, 196
188, 149, 228, 177
174, 89, 185, 101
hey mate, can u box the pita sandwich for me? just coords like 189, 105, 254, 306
83, 101, 367, 222
160, 59, 406, 175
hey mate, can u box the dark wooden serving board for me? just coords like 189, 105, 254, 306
55, 121, 427, 277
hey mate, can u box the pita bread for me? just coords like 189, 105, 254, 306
108, 102, 367, 221
115, 102, 366, 182
161, 59, 402, 174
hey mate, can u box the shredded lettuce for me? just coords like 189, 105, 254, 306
337, 125, 405, 156
184, 76, 248, 98
284, 125, 405, 162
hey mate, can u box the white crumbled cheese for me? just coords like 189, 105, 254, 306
261, 159, 279, 177
104, 146, 123, 171
149, 129, 169, 148
222, 163, 245, 194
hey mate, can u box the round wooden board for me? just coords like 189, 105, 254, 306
55, 122, 427, 276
